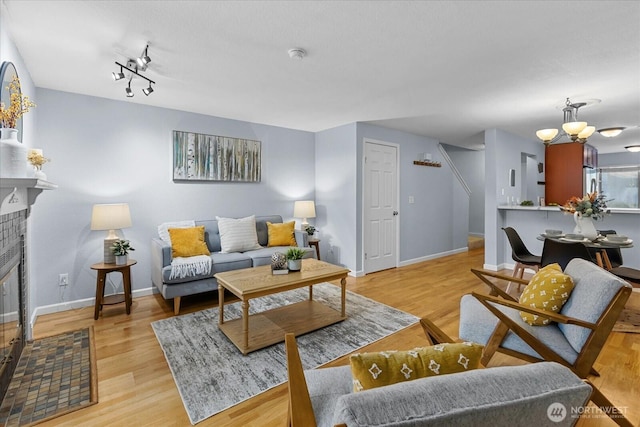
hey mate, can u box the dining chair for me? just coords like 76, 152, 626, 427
593, 230, 640, 286
540, 238, 594, 270
502, 227, 541, 293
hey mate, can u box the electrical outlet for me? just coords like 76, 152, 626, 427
58, 273, 69, 287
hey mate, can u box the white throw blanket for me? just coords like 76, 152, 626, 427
169, 255, 212, 280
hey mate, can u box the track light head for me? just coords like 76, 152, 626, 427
125, 79, 134, 97
142, 84, 154, 96
112, 66, 125, 81
136, 45, 151, 68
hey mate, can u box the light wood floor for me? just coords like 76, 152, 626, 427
32, 248, 639, 426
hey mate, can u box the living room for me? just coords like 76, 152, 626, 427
1, 1, 639, 426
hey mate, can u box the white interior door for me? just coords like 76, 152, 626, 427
364, 141, 398, 274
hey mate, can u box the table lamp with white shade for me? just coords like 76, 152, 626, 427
91, 203, 132, 264
293, 200, 316, 231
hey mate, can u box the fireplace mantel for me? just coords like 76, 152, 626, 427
0, 178, 57, 215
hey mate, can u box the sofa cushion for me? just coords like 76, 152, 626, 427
459, 294, 579, 364
267, 221, 297, 247
349, 342, 483, 392
560, 258, 630, 353
246, 246, 315, 267
518, 263, 574, 326
162, 252, 252, 284
168, 226, 211, 258
216, 215, 262, 253
158, 220, 195, 244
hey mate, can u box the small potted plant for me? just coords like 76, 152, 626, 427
111, 239, 135, 265
305, 225, 316, 237
285, 247, 306, 272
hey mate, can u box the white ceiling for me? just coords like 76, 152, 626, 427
3, 0, 639, 153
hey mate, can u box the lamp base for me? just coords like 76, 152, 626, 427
104, 237, 117, 264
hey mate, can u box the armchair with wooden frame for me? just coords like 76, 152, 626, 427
422, 258, 633, 427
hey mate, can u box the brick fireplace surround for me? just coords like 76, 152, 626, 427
0, 178, 56, 402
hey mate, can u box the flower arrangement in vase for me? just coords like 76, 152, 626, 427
111, 239, 135, 265
0, 75, 36, 130
1, 75, 36, 178
560, 192, 612, 240
27, 149, 50, 179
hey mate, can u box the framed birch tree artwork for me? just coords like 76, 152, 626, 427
173, 130, 261, 182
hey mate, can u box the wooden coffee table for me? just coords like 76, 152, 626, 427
214, 258, 350, 355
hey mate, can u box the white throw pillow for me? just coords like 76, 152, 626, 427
216, 215, 262, 253
158, 220, 196, 244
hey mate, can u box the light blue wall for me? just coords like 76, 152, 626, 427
30, 89, 316, 312
598, 151, 640, 167
315, 123, 358, 270
484, 129, 545, 270
356, 123, 468, 273
443, 144, 485, 236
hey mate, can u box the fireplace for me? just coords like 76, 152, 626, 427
0, 211, 26, 400
0, 178, 56, 401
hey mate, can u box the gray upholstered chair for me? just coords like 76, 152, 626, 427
286, 333, 594, 427
454, 258, 632, 426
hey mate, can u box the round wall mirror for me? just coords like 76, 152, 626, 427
0, 61, 23, 142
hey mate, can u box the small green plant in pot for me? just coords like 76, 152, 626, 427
111, 239, 135, 265
305, 225, 316, 236
285, 247, 306, 271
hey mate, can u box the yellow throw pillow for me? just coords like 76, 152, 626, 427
519, 263, 575, 326
349, 342, 483, 392
267, 221, 297, 247
168, 226, 210, 258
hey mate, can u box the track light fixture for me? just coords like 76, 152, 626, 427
112, 43, 156, 97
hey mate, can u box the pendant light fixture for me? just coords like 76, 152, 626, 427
112, 43, 156, 97
536, 98, 596, 145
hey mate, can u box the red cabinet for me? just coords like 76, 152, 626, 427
545, 142, 597, 205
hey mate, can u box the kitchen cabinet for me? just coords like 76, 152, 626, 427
545, 142, 597, 205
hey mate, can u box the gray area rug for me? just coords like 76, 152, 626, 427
151, 283, 418, 424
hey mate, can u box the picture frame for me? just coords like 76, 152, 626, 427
172, 130, 261, 182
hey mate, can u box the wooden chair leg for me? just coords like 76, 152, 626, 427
584, 380, 633, 427
173, 296, 181, 315
506, 263, 524, 294
420, 317, 455, 345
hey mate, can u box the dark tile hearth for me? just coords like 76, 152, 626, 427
0, 328, 96, 426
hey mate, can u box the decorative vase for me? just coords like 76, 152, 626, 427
33, 165, 47, 180
115, 255, 128, 265
573, 212, 598, 240
0, 128, 28, 178
287, 259, 302, 272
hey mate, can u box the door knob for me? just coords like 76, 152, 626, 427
393, 211, 399, 216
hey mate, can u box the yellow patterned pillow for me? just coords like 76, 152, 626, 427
519, 263, 574, 326
168, 226, 210, 258
267, 221, 297, 247
349, 342, 483, 392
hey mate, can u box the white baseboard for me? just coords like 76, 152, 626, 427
399, 247, 468, 268
30, 286, 157, 330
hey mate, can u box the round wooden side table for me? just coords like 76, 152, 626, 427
91, 259, 137, 319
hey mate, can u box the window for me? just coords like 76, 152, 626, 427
586, 166, 640, 208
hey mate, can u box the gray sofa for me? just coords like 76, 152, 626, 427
151, 215, 316, 314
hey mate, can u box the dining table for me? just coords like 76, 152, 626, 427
537, 233, 634, 270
